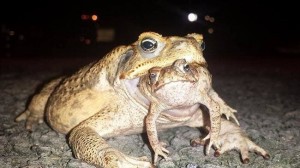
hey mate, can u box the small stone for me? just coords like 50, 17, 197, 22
186, 163, 198, 168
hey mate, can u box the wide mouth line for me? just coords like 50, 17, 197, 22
153, 80, 196, 92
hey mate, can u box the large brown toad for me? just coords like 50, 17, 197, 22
139, 59, 268, 165
15, 32, 269, 167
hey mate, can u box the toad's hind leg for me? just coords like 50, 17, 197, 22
191, 119, 270, 164
15, 78, 63, 131
68, 109, 154, 168
69, 127, 153, 168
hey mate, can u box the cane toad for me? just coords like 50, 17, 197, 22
16, 32, 269, 167
139, 59, 240, 164
139, 59, 269, 163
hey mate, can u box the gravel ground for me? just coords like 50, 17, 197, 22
0, 57, 299, 168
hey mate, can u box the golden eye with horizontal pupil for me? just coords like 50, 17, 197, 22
200, 41, 205, 51
141, 38, 157, 52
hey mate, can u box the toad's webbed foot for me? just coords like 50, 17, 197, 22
15, 77, 62, 131
191, 120, 270, 164
213, 132, 270, 164
151, 141, 171, 164
15, 109, 44, 131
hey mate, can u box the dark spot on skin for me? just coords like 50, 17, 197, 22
119, 74, 125, 79
71, 100, 83, 109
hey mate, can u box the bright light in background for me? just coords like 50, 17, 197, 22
188, 13, 198, 22
81, 14, 98, 21
91, 15, 98, 21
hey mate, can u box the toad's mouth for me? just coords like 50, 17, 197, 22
152, 80, 197, 92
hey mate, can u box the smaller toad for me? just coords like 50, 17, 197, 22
139, 59, 239, 163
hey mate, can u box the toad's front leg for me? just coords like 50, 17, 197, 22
68, 109, 154, 168
200, 97, 221, 155
146, 103, 170, 164
208, 89, 239, 125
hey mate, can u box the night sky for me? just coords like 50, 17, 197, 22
1, 0, 299, 58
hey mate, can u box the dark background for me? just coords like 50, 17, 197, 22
0, 0, 299, 65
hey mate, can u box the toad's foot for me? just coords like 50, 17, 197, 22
69, 126, 154, 168
191, 120, 270, 164
202, 131, 220, 155
213, 133, 270, 164
152, 141, 171, 164
100, 149, 154, 168
15, 77, 62, 131
15, 109, 43, 131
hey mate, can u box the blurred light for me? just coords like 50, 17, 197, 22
188, 13, 198, 22
205, 15, 215, 23
208, 28, 214, 34
85, 39, 91, 45
9, 31, 15, 36
91, 15, 98, 21
79, 36, 85, 42
204, 15, 210, 21
19, 35, 24, 40
81, 14, 89, 20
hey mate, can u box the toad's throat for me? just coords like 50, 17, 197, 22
123, 78, 200, 121
160, 104, 200, 122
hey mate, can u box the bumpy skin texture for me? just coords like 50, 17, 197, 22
139, 59, 239, 164
16, 32, 269, 167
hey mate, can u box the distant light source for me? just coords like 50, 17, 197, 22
204, 15, 215, 23
81, 14, 89, 20
9, 31, 15, 36
188, 13, 198, 22
91, 15, 98, 21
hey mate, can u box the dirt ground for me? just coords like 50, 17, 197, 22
0, 56, 299, 168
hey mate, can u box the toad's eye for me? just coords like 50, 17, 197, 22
149, 72, 158, 85
141, 38, 157, 52
150, 73, 157, 79
149, 72, 157, 80
183, 64, 190, 72
200, 41, 205, 51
